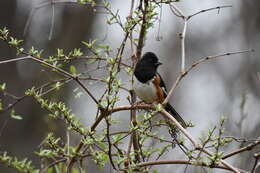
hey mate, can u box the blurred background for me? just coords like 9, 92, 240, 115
0, 0, 259, 172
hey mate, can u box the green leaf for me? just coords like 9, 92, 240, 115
53, 82, 61, 90
10, 110, 23, 120
70, 65, 77, 75
57, 48, 64, 57
81, 40, 96, 49
8, 37, 23, 46
29, 46, 36, 55
125, 67, 133, 75
0, 27, 8, 35
17, 48, 24, 55
0, 83, 6, 91
11, 115, 23, 121
104, 1, 110, 8
155, 103, 163, 111
75, 92, 83, 98
71, 48, 83, 57
47, 167, 53, 173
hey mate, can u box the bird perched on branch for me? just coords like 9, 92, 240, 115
133, 52, 187, 128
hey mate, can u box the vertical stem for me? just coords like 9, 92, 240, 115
67, 131, 70, 156
49, 0, 55, 40
129, 0, 135, 54
181, 19, 187, 73
130, 90, 141, 163
131, 0, 149, 164
136, 0, 149, 60
105, 117, 116, 169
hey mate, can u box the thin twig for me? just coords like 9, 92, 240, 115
251, 152, 260, 173
41, 158, 66, 173
136, 0, 149, 60
187, 5, 232, 20
160, 110, 198, 147
0, 56, 31, 64
136, 160, 229, 171
49, 0, 55, 40
169, 3, 184, 18
168, 3, 187, 73
160, 109, 241, 173
136, 160, 248, 173
105, 116, 117, 170
223, 136, 260, 143
253, 162, 260, 173
0, 52, 100, 107
128, 0, 139, 165
163, 49, 254, 105
166, 3, 236, 102
23, 0, 95, 36
27, 56, 100, 105
130, 90, 141, 163
180, 19, 187, 73
156, 3, 163, 41
222, 140, 260, 159
1, 77, 71, 113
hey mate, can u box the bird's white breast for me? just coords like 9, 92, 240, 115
133, 76, 157, 103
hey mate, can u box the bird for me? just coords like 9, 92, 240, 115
133, 52, 187, 128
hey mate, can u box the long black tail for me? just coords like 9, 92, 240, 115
165, 103, 187, 128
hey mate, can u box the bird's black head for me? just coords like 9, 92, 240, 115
134, 52, 162, 83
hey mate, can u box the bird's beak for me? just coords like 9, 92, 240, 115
156, 62, 162, 66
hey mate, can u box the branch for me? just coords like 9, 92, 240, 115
163, 49, 254, 105
222, 140, 260, 159
41, 158, 66, 173
23, 0, 96, 37
180, 19, 187, 73
136, 0, 149, 60
136, 160, 230, 171
223, 136, 260, 143
129, 90, 141, 163
0, 53, 100, 107
169, 3, 185, 18
187, 5, 232, 20
0, 56, 30, 64
169, 3, 187, 72
0, 77, 71, 113
28, 55, 100, 105
49, 1, 55, 40
252, 152, 260, 173
160, 109, 197, 146
104, 116, 117, 170
167, 3, 234, 92
91, 104, 152, 131
159, 109, 241, 173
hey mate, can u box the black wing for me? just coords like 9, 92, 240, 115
157, 73, 187, 128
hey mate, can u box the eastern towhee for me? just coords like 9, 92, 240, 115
133, 52, 187, 128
